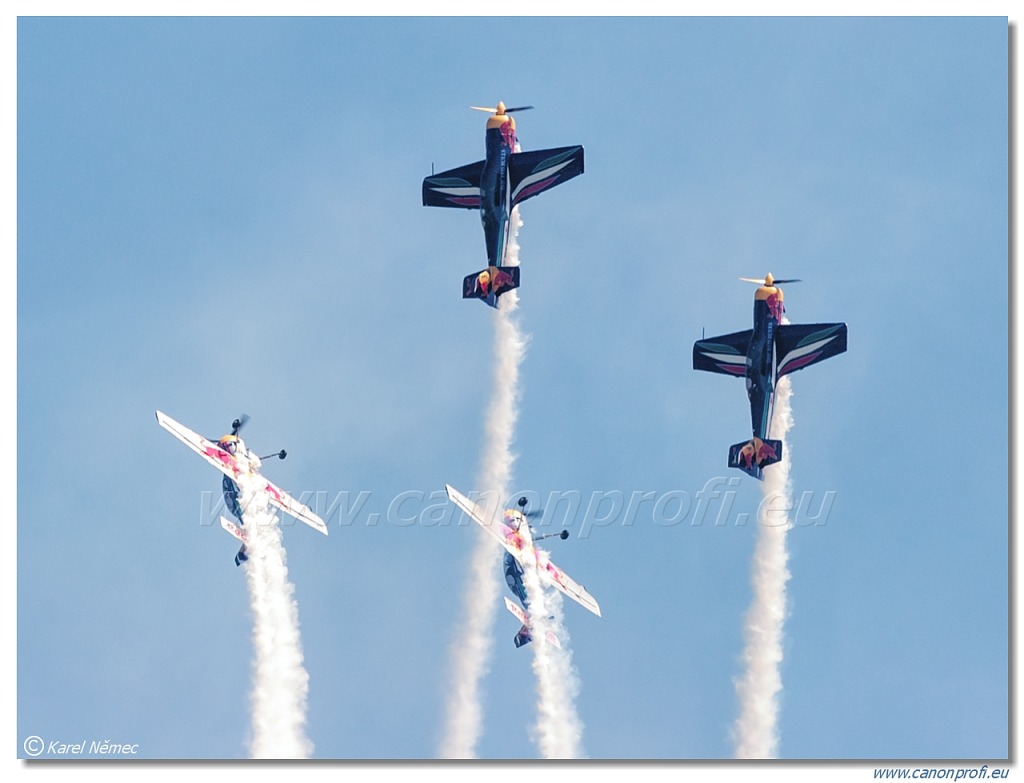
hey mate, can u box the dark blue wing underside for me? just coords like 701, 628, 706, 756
774, 322, 848, 378
693, 329, 753, 377
422, 160, 485, 209
508, 145, 584, 206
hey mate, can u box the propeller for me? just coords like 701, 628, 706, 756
739, 275, 802, 286
517, 496, 542, 519
231, 414, 250, 436
470, 103, 534, 114
515, 497, 568, 539
517, 496, 540, 517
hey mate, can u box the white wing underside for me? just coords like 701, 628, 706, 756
157, 410, 328, 536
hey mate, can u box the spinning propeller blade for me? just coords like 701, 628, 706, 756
739, 276, 802, 286
231, 414, 250, 436
470, 104, 534, 114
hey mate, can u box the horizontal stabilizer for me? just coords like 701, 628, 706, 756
504, 596, 529, 625
728, 437, 783, 480
220, 516, 248, 543
463, 266, 520, 308
504, 598, 561, 649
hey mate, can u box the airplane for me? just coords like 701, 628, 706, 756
156, 411, 328, 565
691, 274, 848, 480
445, 484, 599, 649
422, 102, 585, 307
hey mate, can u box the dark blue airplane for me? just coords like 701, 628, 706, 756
692, 274, 848, 479
422, 102, 585, 307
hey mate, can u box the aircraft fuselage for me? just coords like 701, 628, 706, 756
504, 552, 528, 606
480, 121, 516, 265
745, 297, 780, 441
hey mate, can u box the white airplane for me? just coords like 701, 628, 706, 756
156, 411, 328, 565
445, 483, 600, 648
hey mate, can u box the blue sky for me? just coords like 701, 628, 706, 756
14, 14, 1009, 767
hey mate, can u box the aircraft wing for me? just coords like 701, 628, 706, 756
508, 145, 584, 207
537, 553, 602, 617
156, 410, 241, 480
774, 322, 848, 379
263, 479, 329, 536
445, 484, 526, 561
158, 410, 328, 537
693, 329, 753, 377
422, 161, 484, 209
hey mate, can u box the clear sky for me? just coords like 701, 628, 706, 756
14, 12, 1010, 770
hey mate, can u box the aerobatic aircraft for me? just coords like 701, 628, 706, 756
156, 411, 328, 565
445, 484, 599, 649
422, 102, 585, 307
692, 274, 848, 480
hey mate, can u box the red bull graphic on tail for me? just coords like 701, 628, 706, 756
729, 436, 784, 477
693, 274, 848, 480
462, 265, 520, 308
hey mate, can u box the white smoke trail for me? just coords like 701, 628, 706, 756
439, 209, 527, 758
732, 367, 795, 759
236, 469, 313, 759
521, 552, 586, 758
505, 197, 585, 758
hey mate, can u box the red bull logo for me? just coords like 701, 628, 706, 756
477, 269, 492, 294
756, 439, 778, 463
738, 441, 757, 469
767, 291, 784, 322
739, 437, 778, 468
